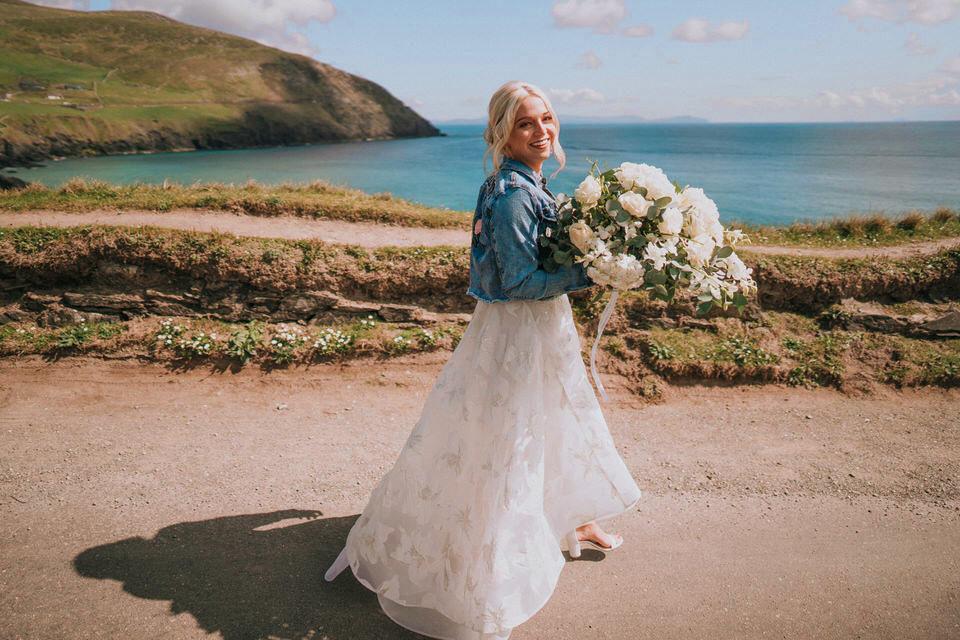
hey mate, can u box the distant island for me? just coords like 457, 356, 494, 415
0, 0, 439, 167
435, 115, 710, 126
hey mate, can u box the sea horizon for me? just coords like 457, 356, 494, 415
11, 120, 960, 226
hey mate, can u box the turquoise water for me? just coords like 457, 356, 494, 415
11, 121, 960, 225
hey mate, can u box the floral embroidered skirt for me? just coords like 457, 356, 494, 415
344, 294, 641, 639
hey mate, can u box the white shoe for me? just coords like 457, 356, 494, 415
566, 529, 623, 559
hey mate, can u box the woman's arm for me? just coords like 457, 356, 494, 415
491, 188, 592, 300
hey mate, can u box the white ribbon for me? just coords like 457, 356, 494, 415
589, 290, 619, 403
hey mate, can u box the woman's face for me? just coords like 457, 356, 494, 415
504, 95, 556, 175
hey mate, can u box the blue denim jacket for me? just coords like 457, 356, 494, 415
467, 159, 593, 302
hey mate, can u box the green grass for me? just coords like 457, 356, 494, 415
0, 179, 472, 228
735, 209, 960, 248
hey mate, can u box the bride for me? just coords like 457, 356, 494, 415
325, 80, 641, 639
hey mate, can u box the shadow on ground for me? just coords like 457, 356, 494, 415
73, 509, 422, 639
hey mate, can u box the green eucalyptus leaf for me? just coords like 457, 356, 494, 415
698, 292, 714, 302
646, 205, 660, 219
615, 209, 632, 224
554, 250, 569, 263
538, 235, 550, 247
645, 269, 667, 285
654, 196, 673, 208
696, 300, 713, 316
637, 187, 648, 197
716, 246, 734, 259
653, 284, 669, 299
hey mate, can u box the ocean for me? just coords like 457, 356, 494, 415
11, 121, 960, 226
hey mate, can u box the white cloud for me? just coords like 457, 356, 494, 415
550, 0, 627, 34
715, 77, 960, 114
621, 24, 654, 37
577, 51, 603, 69
839, 0, 960, 24
671, 18, 750, 43
905, 33, 936, 55
30, 0, 90, 8
109, 0, 337, 57
547, 87, 606, 105
941, 54, 960, 74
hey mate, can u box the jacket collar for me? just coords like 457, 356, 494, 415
501, 158, 547, 186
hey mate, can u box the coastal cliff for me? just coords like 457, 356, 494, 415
0, 0, 439, 166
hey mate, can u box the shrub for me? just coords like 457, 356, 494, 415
896, 211, 924, 231
226, 321, 263, 363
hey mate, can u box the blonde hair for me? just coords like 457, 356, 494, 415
483, 81, 566, 177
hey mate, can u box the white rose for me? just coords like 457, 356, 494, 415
616, 162, 675, 201
658, 207, 683, 235
568, 221, 595, 254
686, 235, 716, 267
574, 175, 602, 208
680, 187, 720, 223
618, 191, 650, 218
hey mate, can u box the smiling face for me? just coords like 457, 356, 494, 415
504, 95, 557, 175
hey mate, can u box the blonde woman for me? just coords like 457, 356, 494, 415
325, 81, 641, 639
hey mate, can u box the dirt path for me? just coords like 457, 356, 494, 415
1, 355, 958, 639
4, 209, 960, 257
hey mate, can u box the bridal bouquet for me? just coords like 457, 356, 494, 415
541, 161, 756, 398
542, 161, 755, 313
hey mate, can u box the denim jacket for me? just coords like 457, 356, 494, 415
467, 158, 593, 302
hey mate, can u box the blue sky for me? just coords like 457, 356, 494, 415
39, 0, 960, 123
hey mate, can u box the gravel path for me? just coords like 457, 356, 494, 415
3, 209, 960, 257
1, 355, 958, 639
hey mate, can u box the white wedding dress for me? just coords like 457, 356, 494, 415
333, 294, 641, 639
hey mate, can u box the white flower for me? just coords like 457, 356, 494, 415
574, 175, 602, 208
722, 253, 753, 283
568, 221, 595, 254
724, 228, 746, 246
686, 235, 716, 268
684, 207, 725, 244
618, 191, 650, 218
587, 252, 645, 290
680, 187, 720, 222
658, 207, 683, 235
643, 242, 670, 271
616, 162, 676, 201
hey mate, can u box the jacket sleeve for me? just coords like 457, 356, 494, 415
490, 187, 593, 300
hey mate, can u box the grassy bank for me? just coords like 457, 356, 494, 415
3, 225, 959, 311
736, 208, 960, 247
1, 312, 956, 391
0, 179, 471, 229
3, 180, 959, 245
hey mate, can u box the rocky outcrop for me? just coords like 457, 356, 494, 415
1, 286, 471, 327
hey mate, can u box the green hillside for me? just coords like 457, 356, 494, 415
0, 0, 439, 166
